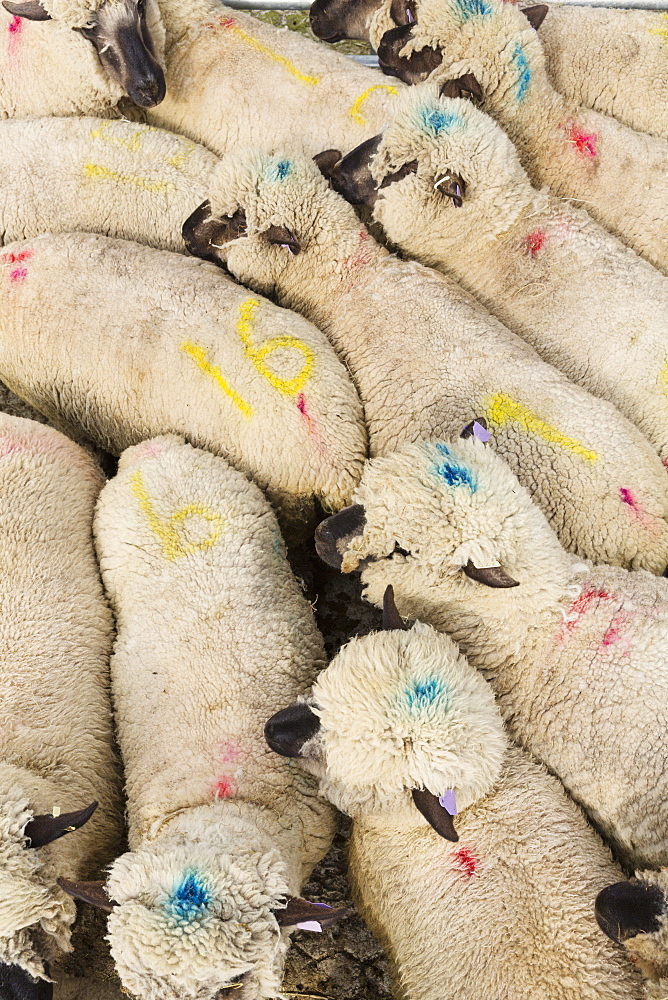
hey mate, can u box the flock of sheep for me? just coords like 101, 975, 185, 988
1, 0, 668, 995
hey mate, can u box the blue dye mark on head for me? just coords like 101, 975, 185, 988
432, 443, 477, 491
418, 106, 464, 137
270, 159, 292, 181
404, 676, 450, 714
167, 872, 211, 921
512, 43, 531, 101
454, 0, 492, 20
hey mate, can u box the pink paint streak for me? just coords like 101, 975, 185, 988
561, 120, 598, 158
342, 230, 374, 289
7, 14, 22, 56
618, 486, 663, 536
557, 587, 615, 642
9, 267, 27, 283
218, 739, 245, 763
453, 847, 478, 878
296, 393, 327, 455
1, 250, 33, 265
522, 229, 548, 257
213, 775, 236, 799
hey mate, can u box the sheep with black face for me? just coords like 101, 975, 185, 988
264, 588, 644, 1000
596, 871, 668, 993
315, 430, 668, 870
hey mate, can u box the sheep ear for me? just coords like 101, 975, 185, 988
314, 504, 366, 569
182, 202, 247, 264
313, 149, 342, 180
2, 0, 51, 19
460, 417, 488, 441
378, 24, 443, 84
464, 561, 519, 588
390, 0, 416, 26
264, 703, 321, 758
0, 963, 53, 999
24, 802, 98, 848
382, 585, 407, 630
521, 4, 548, 30
274, 897, 350, 928
412, 789, 458, 841
263, 225, 301, 255
439, 73, 483, 103
57, 878, 117, 911
595, 880, 665, 944
433, 171, 466, 207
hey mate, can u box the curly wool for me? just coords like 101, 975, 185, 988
312, 622, 506, 816
39, 0, 105, 28
0, 786, 74, 979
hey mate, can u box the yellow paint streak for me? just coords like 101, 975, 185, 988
130, 469, 225, 560
227, 24, 320, 85
349, 84, 399, 124
649, 13, 668, 43
166, 141, 198, 169
181, 341, 254, 418
90, 120, 144, 152
236, 297, 315, 396
83, 163, 174, 193
486, 393, 599, 462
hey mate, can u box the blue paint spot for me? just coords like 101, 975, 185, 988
455, 0, 492, 20
270, 159, 292, 181
511, 43, 531, 101
167, 872, 211, 921
404, 676, 450, 714
432, 444, 477, 491
418, 106, 464, 136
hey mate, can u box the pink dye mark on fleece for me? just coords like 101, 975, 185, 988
7, 14, 22, 56
214, 774, 236, 799
557, 587, 615, 641
342, 230, 374, 286
619, 486, 663, 536
522, 229, 548, 257
218, 739, 245, 763
561, 120, 598, 158
1, 250, 33, 265
453, 847, 478, 879
297, 393, 327, 454
9, 267, 27, 283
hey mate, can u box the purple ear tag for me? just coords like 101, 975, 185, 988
472, 421, 491, 443
406, 7, 415, 21
280, 244, 296, 255
296, 920, 323, 932
439, 789, 457, 815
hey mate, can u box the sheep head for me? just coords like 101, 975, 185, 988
265, 589, 506, 836
58, 822, 348, 1000
596, 872, 668, 983
1, 0, 166, 107
183, 150, 374, 307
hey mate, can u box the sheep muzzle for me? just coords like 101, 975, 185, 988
377, 25, 443, 84
595, 880, 665, 944
309, 0, 381, 43
314, 504, 366, 569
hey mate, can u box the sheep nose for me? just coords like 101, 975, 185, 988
309, 0, 343, 40
128, 66, 166, 107
595, 880, 665, 943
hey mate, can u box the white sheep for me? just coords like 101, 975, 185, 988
0, 413, 122, 998
60, 435, 343, 1000
309, 0, 668, 141
328, 84, 668, 468
0, 116, 217, 252
264, 588, 644, 999
0, 231, 366, 539
596, 870, 668, 989
315, 432, 668, 869
184, 146, 668, 574
326, 0, 668, 273
0, 0, 165, 116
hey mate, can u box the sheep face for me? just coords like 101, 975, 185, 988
332, 85, 541, 255
314, 435, 573, 621
266, 621, 506, 837
596, 872, 668, 983
1, 0, 166, 107
309, 0, 388, 42
182, 150, 368, 306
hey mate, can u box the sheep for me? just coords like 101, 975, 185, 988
0, 0, 165, 117
263, 587, 645, 1000
60, 435, 344, 1000
0, 413, 122, 999
324, 84, 668, 468
0, 231, 366, 540
0, 116, 218, 253
309, 0, 668, 141
184, 146, 668, 574
314, 432, 668, 870
312, 0, 668, 273
596, 870, 668, 989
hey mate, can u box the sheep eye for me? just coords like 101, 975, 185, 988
391, 543, 411, 558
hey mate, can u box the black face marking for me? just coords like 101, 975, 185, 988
377, 24, 443, 84
264, 703, 321, 757
327, 135, 382, 208
0, 964, 53, 1000
314, 504, 367, 569
596, 881, 666, 944
309, 0, 381, 42
380, 160, 418, 190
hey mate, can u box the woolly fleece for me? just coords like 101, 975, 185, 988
366, 86, 668, 465
95, 437, 335, 999
206, 147, 668, 572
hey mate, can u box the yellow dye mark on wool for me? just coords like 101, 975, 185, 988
181, 341, 254, 418
236, 297, 315, 396
224, 22, 320, 85
130, 470, 225, 560
166, 140, 198, 169
486, 393, 599, 462
90, 120, 144, 153
649, 13, 668, 44
83, 163, 174, 193
349, 84, 399, 124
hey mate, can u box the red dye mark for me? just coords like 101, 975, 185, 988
618, 486, 661, 535
453, 847, 478, 878
8, 15, 22, 33
601, 616, 623, 646
218, 739, 245, 763
663, 457, 668, 470
214, 774, 236, 799
1, 250, 33, 265
561, 120, 598, 158
619, 487, 636, 508
219, 16, 235, 27
342, 230, 374, 284
9, 267, 27, 282
557, 587, 615, 642
522, 229, 547, 257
